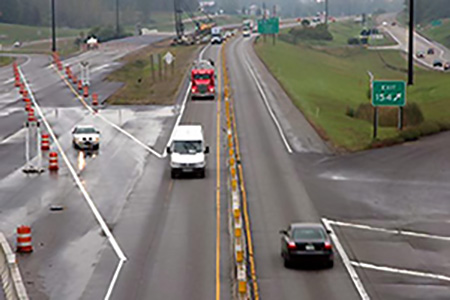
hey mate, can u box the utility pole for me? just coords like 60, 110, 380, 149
174, 0, 184, 40
116, 0, 120, 37
325, 0, 329, 26
51, 0, 56, 52
408, 0, 414, 85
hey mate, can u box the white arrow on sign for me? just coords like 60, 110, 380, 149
163, 51, 175, 65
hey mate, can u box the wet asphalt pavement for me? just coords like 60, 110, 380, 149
0, 30, 450, 300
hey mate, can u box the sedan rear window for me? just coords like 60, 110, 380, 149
292, 228, 325, 240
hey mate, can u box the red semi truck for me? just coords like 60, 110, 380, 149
191, 60, 215, 100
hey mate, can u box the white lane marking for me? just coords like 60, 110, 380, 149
104, 257, 126, 300
351, 261, 450, 282
52, 65, 163, 159
18, 67, 127, 299
97, 113, 163, 158
163, 82, 192, 157
199, 44, 209, 60
326, 219, 450, 242
0, 127, 26, 145
241, 42, 293, 154
322, 218, 370, 300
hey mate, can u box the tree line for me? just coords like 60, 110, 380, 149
0, 0, 198, 28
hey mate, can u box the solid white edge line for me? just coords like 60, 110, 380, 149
104, 257, 126, 300
241, 40, 293, 154
18, 68, 127, 297
163, 81, 192, 157
326, 219, 450, 242
351, 261, 450, 282
322, 218, 370, 300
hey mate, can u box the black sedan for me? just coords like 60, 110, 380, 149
280, 223, 334, 268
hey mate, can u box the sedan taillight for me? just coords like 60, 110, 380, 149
324, 242, 332, 250
287, 241, 296, 250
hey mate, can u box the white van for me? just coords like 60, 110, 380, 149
167, 125, 209, 178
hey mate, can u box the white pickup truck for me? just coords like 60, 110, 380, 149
167, 125, 209, 178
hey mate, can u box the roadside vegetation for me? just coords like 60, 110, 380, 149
255, 23, 450, 151
419, 19, 450, 49
0, 23, 81, 46
107, 40, 199, 105
0, 57, 13, 67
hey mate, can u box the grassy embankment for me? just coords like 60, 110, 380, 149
0, 57, 14, 67
420, 19, 450, 49
107, 40, 199, 105
0, 23, 82, 56
255, 22, 450, 151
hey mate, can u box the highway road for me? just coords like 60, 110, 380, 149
1, 22, 450, 300
377, 13, 450, 69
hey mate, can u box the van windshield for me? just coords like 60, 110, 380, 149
173, 141, 202, 154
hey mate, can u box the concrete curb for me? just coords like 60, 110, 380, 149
0, 233, 28, 300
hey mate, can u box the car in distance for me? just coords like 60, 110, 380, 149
280, 223, 334, 268
72, 125, 100, 150
444, 62, 450, 71
416, 51, 425, 59
242, 27, 251, 37
427, 48, 435, 55
433, 60, 443, 68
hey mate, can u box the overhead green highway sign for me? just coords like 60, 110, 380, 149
257, 18, 279, 35
372, 80, 406, 107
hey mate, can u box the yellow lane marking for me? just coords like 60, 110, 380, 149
52, 65, 92, 110
215, 45, 223, 300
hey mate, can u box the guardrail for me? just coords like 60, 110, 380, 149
0, 233, 28, 300
222, 38, 259, 299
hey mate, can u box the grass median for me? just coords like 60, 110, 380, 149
107, 40, 200, 105
254, 39, 450, 151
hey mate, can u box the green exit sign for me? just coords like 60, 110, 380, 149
257, 18, 279, 34
372, 80, 406, 107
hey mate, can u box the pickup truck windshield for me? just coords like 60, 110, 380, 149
173, 141, 202, 154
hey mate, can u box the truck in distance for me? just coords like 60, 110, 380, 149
167, 125, 209, 178
211, 26, 223, 44
190, 60, 216, 100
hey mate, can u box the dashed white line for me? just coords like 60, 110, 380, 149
322, 218, 370, 300
18, 67, 127, 300
351, 261, 450, 282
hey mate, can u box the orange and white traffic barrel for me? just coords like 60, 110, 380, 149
72, 75, 78, 85
15, 74, 21, 87
77, 80, 82, 91
83, 85, 89, 98
16, 225, 33, 253
48, 152, 59, 171
27, 110, 36, 123
25, 103, 32, 112
41, 133, 50, 151
92, 93, 99, 106
19, 83, 25, 95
